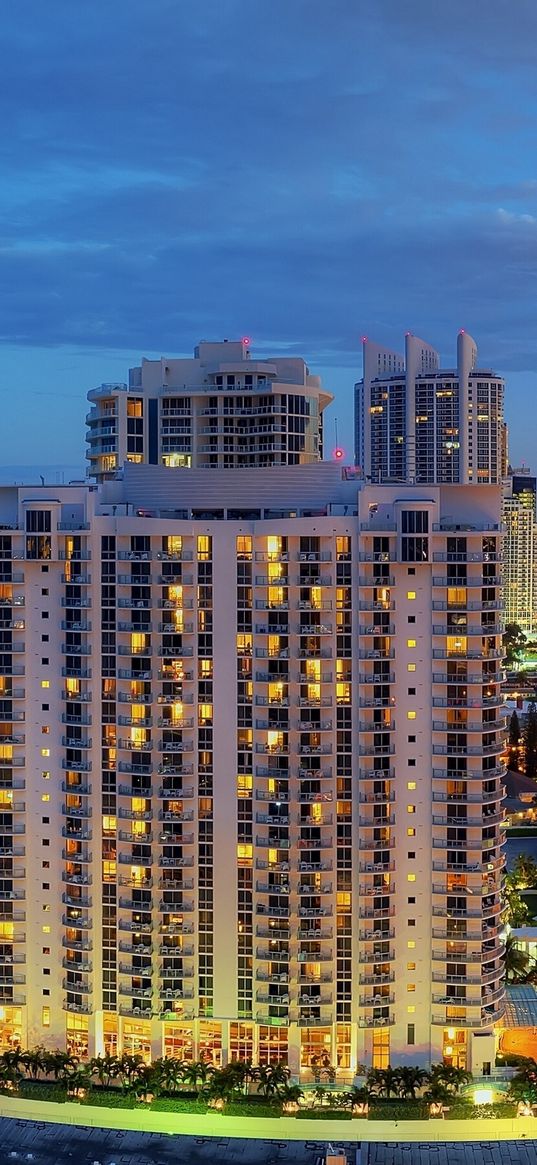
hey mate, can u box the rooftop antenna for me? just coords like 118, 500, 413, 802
39, 475, 45, 486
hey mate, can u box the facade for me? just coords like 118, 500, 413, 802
0, 463, 505, 1075
87, 340, 332, 482
355, 332, 505, 486
502, 468, 537, 638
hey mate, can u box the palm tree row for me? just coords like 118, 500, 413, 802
0, 1047, 473, 1108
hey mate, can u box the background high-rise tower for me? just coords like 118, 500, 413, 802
354, 332, 504, 486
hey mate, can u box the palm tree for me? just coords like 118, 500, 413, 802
42, 1050, 79, 1081
366, 1067, 400, 1099
256, 1061, 291, 1098
151, 1056, 184, 1095
21, 1046, 46, 1080
0, 1047, 25, 1084
90, 1053, 122, 1088
429, 1063, 472, 1094
179, 1058, 215, 1094
118, 1053, 146, 1091
393, 1066, 429, 1098
504, 934, 535, 982
508, 1061, 537, 1106
66, 1064, 92, 1097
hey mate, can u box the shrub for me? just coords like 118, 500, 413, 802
368, 1100, 429, 1121
294, 1108, 352, 1120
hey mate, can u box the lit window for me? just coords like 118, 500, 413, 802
407, 962, 416, 971
407, 984, 416, 992
41, 794, 50, 803
407, 711, 416, 720
407, 1006, 416, 1013
42, 1007, 50, 1027
407, 805, 416, 814
42, 925, 51, 934
407, 782, 416, 790
407, 664, 416, 672
407, 940, 415, 948
407, 591, 416, 600
41, 749, 50, 757
42, 771, 50, 780
407, 828, 416, 837
407, 639, 416, 648
407, 875, 416, 885
41, 680, 50, 689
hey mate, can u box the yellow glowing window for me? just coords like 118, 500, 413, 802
126, 453, 143, 464
130, 727, 148, 747
102, 816, 117, 833
131, 797, 147, 813
165, 535, 183, 554
168, 585, 183, 603
198, 703, 213, 725
407, 873, 416, 882
407, 639, 416, 648
266, 536, 282, 559
407, 806, 416, 814
41, 794, 50, 803
336, 683, 351, 704
42, 1006, 51, 1027
337, 892, 351, 909
407, 828, 416, 837
407, 1006, 416, 1013
407, 962, 416, 971
336, 536, 350, 556
199, 659, 212, 676
40, 748, 49, 758
237, 844, 253, 864
42, 925, 51, 934
42, 771, 50, 780
0, 792, 13, 808
407, 591, 416, 600
407, 711, 416, 720
407, 664, 416, 672
236, 535, 252, 557
172, 610, 184, 631
102, 860, 117, 881
311, 803, 323, 823
197, 535, 211, 560
41, 680, 50, 689
407, 940, 416, 948
127, 399, 143, 418
130, 819, 147, 837
447, 636, 467, 656
163, 453, 191, 468
237, 775, 252, 797
310, 586, 322, 610
268, 586, 285, 607
407, 782, 416, 790
305, 659, 320, 681
129, 866, 146, 887
131, 633, 147, 654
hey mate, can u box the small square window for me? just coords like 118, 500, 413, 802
43, 967, 50, 975
408, 919, 416, 926
407, 1005, 415, 1013
408, 851, 416, 859
41, 749, 50, 757
41, 681, 50, 689
41, 634, 49, 642
407, 711, 416, 720
41, 611, 49, 619
407, 664, 416, 672
42, 839, 49, 846
407, 827, 416, 837
407, 591, 416, 599
408, 615, 416, 624
408, 897, 415, 904
42, 883, 49, 890
407, 962, 416, 971
407, 639, 416, 648
407, 782, 416, 790
41, 704, 49, 711
41, 588, 48, 595
41, 565, 49, 573
42, 989, 50, 996
42, 816, 49, 824
408, 568, 415, 575
42, 924, 51, 933
407, 873, 416, 882
408, 735, 416, 743
42, 948, 50, 955
42, 861, 49, 869
41, 658, 49, 665
408, 688, 416, 695
407, 940, 416, 948
408, 759, 416, 766
407, 983, 416, 991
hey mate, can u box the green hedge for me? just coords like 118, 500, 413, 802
445, 1101, 517, 1120
295, 1108, 352, 1120
368, 1101, 429, 1121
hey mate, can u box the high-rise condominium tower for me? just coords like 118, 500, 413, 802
354, 331, 505, 486
503, 467, 537, 638
87, 340, 332, 482
0, 456, 504, 1076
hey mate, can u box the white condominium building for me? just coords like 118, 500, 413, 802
0, 462, 504, 1076
87, 340, 333, 482
355, 331, 505, 486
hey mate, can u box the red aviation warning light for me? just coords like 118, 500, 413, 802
333, 447, 344, 461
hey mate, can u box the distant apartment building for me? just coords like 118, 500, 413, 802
503, 467, 537, 638
354, 332, 504, 486
87, 340, 333, 482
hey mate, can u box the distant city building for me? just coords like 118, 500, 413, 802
503, 467, 537, 638
354, 332, 505, 486
87, 340, 333, 482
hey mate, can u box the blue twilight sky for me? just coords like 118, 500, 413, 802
2, 0, 537, 475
